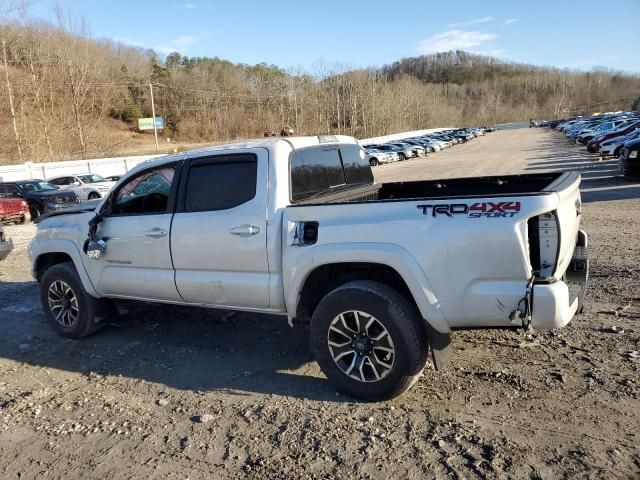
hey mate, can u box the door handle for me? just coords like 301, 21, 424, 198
230, 224, 261, 237
144, 227, 167, 238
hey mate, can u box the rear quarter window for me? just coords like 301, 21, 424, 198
291, 144, 373, 202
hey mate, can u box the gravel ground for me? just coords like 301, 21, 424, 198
0, 128, 638, 479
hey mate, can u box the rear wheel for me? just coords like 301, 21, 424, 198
369, 158, 379, 167
40, 262, 111, 338
311, 281, 429, 401
88, 192, 101, 200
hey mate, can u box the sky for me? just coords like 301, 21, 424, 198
27, 0, 640, 73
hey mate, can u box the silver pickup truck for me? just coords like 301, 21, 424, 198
30, 135, 588, 400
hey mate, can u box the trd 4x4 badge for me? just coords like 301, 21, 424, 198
417, 201, 521, 218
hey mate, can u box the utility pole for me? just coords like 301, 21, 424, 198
149, 82, 159, 152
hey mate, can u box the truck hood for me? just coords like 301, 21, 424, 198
34, 204, 98, 224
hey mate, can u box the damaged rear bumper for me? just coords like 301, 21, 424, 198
531, 229, 588, 329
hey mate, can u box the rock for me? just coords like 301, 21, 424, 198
602, 326, 625, 334
437, 439, 446, 448
193, 413, 215, 423
156, 398, 169, 406
18, 343, 30, 353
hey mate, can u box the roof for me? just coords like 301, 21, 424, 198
131, 135, 359, 172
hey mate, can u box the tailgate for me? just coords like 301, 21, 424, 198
542, 172, 582, 280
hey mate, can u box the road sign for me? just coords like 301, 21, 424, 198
138, 117, 164, 130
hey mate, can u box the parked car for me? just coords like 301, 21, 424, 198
620, 137, 640, 177
391, 142, 424, 158
0, 197, 30, 224
31, 135, 588, 401
587, 121, 640, 153
365, 149, 398, 167
366, 143, 413, 161
0, 180, 79, 219
48, 174, 116, 201
599, 130, 640, 157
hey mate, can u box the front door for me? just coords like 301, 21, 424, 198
171, 150, 270, 309
89, 163, 182, 302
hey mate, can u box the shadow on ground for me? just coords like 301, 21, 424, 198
0, 280, 340, 402
525, 135, 640, 202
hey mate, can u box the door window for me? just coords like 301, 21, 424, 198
50, 176, 76, 186
111, 166, 175, 215
183, 155, 257, 212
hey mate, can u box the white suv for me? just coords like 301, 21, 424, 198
48, 174, 116, 201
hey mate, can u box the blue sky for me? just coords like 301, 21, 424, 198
29, 0, 640, 73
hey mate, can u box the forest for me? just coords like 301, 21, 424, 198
1, 8, 639, 164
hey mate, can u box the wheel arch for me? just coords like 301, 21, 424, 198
285, 243, 449, 333
32, 240, 100, 298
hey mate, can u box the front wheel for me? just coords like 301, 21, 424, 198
88, 192, 101, 200
311, 281, 429, 401
398, 153, 406, 161
369, 158, 379, 167
40, 262, 110, 338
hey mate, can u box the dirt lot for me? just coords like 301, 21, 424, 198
1, 128, 639, 479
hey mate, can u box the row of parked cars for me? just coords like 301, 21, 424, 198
362, 127, 494, 166
0, 173, 123, 260
543, 111, 640, 177
0, 173, 123, 224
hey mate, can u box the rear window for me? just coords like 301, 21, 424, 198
291, 144, 373, 202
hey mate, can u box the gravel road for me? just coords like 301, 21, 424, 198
1, 128, 638, 479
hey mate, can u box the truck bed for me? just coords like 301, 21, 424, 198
294, 172, 577, 205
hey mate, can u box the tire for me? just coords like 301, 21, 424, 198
398, 153, 406, 161
88, 192, 101, 200
369, 158, 379, 167
30, 204, 42, 220
310, 281, 429, 401
40, 262, 110, 339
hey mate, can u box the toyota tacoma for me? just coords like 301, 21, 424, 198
29, 135, 588, 400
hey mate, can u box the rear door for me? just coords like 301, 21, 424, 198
89, 162, 182, 301
170, 150, 270, 309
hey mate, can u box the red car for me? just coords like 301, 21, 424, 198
0, 197, 30, 224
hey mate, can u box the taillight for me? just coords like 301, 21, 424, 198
528, 211, 559, 279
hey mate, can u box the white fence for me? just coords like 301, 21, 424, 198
0, 154, 163, 182
0, 128, 451, 182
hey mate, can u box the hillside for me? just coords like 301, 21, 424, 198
1, 14, 639, 164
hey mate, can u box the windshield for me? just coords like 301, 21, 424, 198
20, 182, 58, 192
78, 174, 107, 184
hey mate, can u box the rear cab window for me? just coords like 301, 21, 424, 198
290, 144, 373, 202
